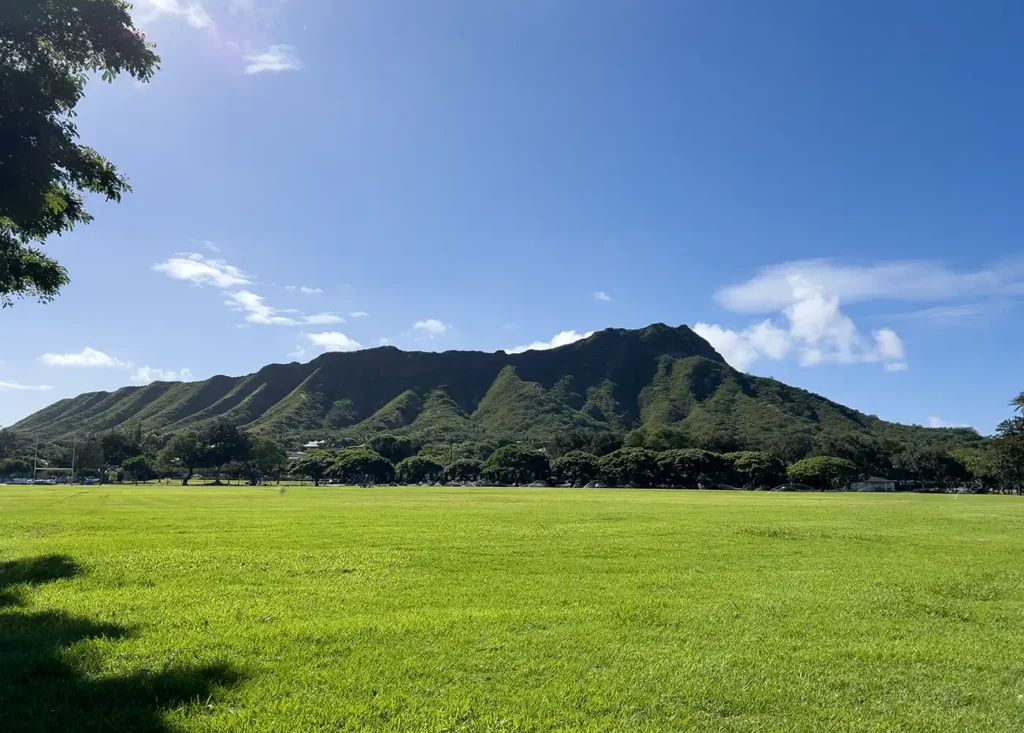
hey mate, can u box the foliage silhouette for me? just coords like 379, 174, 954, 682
0, 555, 240, 732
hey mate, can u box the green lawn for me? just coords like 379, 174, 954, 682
2, 487, 1024, 732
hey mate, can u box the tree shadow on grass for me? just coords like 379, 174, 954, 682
0, 555, 241, 732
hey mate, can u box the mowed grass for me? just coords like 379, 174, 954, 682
3, 487, 1024, 732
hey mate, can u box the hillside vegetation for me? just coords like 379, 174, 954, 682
12, 323, 977, 454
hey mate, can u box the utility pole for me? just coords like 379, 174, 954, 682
71, 436, 77, 484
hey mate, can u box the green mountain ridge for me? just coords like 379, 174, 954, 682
10, 323, 978, 452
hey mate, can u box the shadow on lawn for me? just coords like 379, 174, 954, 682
0, 555, 240, 732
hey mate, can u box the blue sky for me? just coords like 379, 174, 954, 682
2, 0, 1022, 433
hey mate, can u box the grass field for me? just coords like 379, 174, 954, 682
2, 487, 1024, 732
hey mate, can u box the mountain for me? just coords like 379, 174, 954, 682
10, 323, 977, 452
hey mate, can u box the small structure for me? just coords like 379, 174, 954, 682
854, 476, 896, 492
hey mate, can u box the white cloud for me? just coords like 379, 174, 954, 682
132, 0, 213, 29
349, 311, 369, 318
39, 348, 127, 368
699, 267, 912, 372
306, 332, 363, 352
509, 330, 594, 354
717, 258, 1024, 313
693, 321, 790, 371
303, 313, 345, 325
226, 290, 298, 325
884, 362, 909, 372
130, 367, 193, 384
154, 253, 250, 289
201, 240, 221, 253
0, 380, 53, 392
288, 345, 307, 360
928, 416, 970, 428
413, 319, 450, 338
874, 328, 904, 361
284, 285, 297, 291
378, 337, 392, 346
299, 286, 322, 295
244, 45, 302, 74
594, 291, 611, 302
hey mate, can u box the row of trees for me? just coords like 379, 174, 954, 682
286, 444, 857, 491
0, 422, 287, 486
3, 392, 1023, 492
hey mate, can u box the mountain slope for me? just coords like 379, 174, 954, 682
10, 323, 978, 451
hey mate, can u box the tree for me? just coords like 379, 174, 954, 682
367, 434, 413, 463
657, 449, 726, 488
121, 455, 154, 483
893, 447, 969, 490
724, 451, 786, 488
787, 456, 858, 491
291, 451, 334, 487
599, 448, 661, 487
330, 449, 394, 484
101, 431, 142, 470
481, 445, 550, 485
588, 432, 624, 457
642, 426, 693, 452
71, 435, 104, 478
238, 435, 287, 486
0, 457, 31, 478
992, 417, 1024, 494
395, 456, 443, 484
1011, 392, 1024, 416
444, 458, 483, 483
202, 422, 249, 475
812, 431, 892, 479
160, 431, 204, 485
763, 431, 813, 465
1, 0, 159, 305
551, 451, 601, 486
0, 429, 28, 460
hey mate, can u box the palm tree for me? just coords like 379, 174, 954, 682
1012, 392, 1024, 415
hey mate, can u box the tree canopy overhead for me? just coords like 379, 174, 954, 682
0, 0, 159, 306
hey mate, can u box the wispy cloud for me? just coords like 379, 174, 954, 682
378, 337, 392, 346
35, 344, 191, 385
154, 253, 250, 289
509, 330, 594, 354
288, 345, 307, 360
130, 366, 193, 384
306, 332, 363, 352
348, 311, 369, 318
718, 258, 1024, 312
300, 286, 322, 295
303, 313, 345, 325
226, 290, 298, 325
889, 301, 1009, 324
593, 291, 611, 302
132, 0, 214, 29
39, 348, 127, 368
244, 45, 302, 74
0, 380, 53, 392
413, 319, 450, 338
